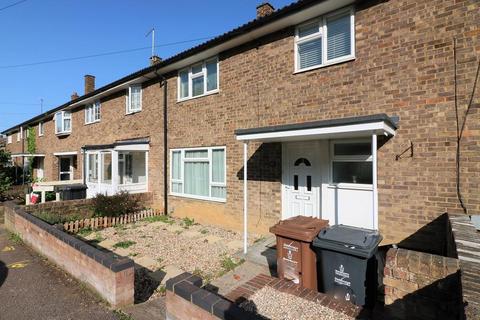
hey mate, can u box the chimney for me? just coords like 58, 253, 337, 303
84, 75, 95, 94
256, 2, 275, 18
71, 92, 79, 100
150, 55, 162, 66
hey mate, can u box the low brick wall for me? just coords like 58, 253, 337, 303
24, 192, 154, 218
166, 272, 362, 320
383, 248, 462, 320
3, 201, 134, 307
449, 214, 480, 319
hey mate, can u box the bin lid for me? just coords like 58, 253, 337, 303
313, 224, 382, 258
269, 216, 329, 242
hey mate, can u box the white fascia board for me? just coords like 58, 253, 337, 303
114, 144, 150, 151
53, 151, 78, 156
236, 122, 396, 142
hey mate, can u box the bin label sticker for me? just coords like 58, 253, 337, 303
281, 241, 300, 284
334, 264, 351, 287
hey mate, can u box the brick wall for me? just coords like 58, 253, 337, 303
3, 201, 134, 307
383, 248, 462, 320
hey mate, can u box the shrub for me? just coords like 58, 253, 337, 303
92, 191, 142, 218
34, 211, 81, 225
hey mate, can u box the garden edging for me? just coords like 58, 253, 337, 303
3, 201, 134, 307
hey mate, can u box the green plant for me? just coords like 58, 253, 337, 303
8, 232, 22, 244
77, 227, 93, 237
219, 255, 245, 275
94, 233, 105, 243
128, 252, 139, 257
34, 211, 81, 225
44, 191, 56, 202
92, 191, 142, 218
113, 240, 136, 249
200, 229, 209, 234
156, 285, 167, 295
145, 214, 175, 225
0, 150, 12, 199
113, 310, 134, 320
181, 217, 196, 229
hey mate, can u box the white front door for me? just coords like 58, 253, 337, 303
282, 142, 321, 219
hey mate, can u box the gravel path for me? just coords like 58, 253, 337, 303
240, 286, 353, 320
86, 216, 255, 280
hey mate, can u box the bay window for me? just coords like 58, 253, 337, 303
85, 101, 101, 124
331, 141, 372, 185
295, 7, 354, 72
170, 147, 226, 201
178, 57, 219, 100
55, 111, 71, 135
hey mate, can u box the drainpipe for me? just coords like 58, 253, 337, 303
155, 69, 168, 215
82, 148, 86, 185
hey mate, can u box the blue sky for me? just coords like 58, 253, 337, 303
0, 0, 293, 132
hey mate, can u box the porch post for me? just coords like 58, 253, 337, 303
243, 141, 248, 254
372, 133, 378, 230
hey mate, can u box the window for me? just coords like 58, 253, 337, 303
126, 85, 142, 114
178, 57, 219, 100
7, 135, 12, 144
87, 153, 98, 183
55, 111, 72, 134
170, 147, 226, 201
17, 129, 22, 141
85, 101, 101, 124
118, 151, 147, 184
38, 122, 44, 136
101, 152, 112, 184
295, 7, 354, 72
331, 141, 372, 184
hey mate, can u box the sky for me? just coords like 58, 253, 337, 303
0, 0, 293, 132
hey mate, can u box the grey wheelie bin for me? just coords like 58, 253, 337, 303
312, 225, 382, 307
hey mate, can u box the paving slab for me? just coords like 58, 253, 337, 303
121, 297, 166, 320
226, 239, 244, 251
165, 225, 183, 233
114, 247, 131, 257
199, 234, 223, 244
135, 255, 158, 270
97, 239, 116, 249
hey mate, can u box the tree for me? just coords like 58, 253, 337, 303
0, 149, 12, 199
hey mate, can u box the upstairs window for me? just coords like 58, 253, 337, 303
17, 129, 21, 141
38, 122, 44, 136
178, 57, 218, 101
85, 101, 101, 124
55, 111, 71, 135
295, 7, 354, 72
126, 85, 142, 114
7, 135, 12, 144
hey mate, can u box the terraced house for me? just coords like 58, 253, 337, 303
3, 0, 479, 252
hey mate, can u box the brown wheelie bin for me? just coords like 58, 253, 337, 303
270, 216, 328, 291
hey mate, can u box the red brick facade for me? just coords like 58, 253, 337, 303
5, 0, 479, 245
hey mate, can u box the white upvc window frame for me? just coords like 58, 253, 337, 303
329, 139, 372, 189
38, 122, 44, 136
85, 101, 101, 124
7, 134, 12, 144
87, 152, 99, 183
294, 6, 355, 73
126, 84, 142, 114
177, 57, 219, 102
17, 128, 22, 141
54, 111, 72, 135
170, 146, 226, 202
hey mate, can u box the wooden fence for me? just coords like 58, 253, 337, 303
63, 208, 160, 233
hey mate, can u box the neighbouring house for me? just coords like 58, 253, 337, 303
2, 0, 479, 254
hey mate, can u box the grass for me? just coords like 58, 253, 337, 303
113, 240, 136, 249
181, 217, 196, 229
94, 233, 105, 243
144, 214, 175, 225
155, 285, 167, 295
8, 232, 22, 244
200, 229, 209, 235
